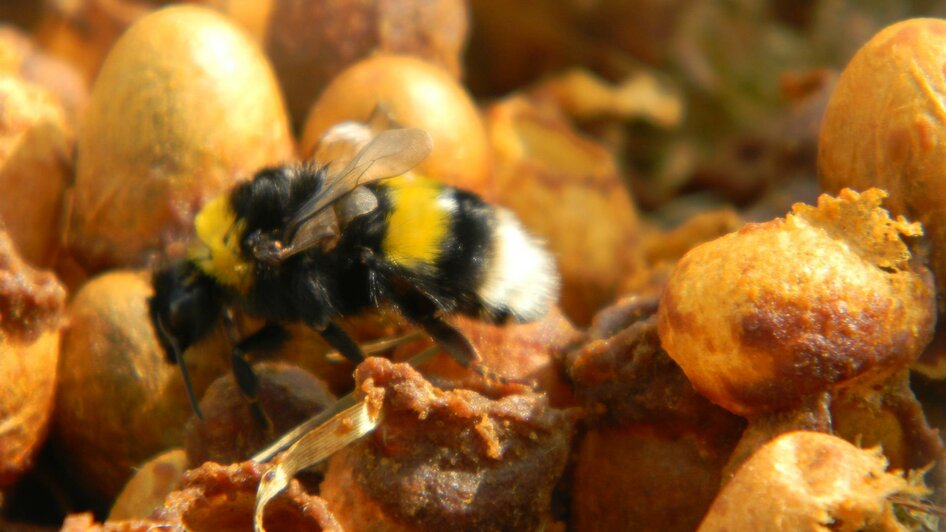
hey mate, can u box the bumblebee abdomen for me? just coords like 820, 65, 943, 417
475, 207, 559, 321
378, 177, 558, 322
380, 177, 450, 268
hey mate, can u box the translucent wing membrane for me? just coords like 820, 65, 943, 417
281, 128, 433, 258
252, 345, 441, 532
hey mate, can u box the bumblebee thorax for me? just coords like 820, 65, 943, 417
187, 195, 254, 293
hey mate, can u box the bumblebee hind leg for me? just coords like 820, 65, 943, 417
387, 282, 505, 382
414, 314, 477, 368
416, 313, 520, 384
315, 322, 365, 364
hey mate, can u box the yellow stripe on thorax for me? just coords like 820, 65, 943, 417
187, 195, 254, 293
381, 175, 448, 268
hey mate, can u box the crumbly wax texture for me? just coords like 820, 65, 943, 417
699, 431, 913, 531
320, 358, 576, 531
0, 229, 65, 488
0, 230, 65, 342
658, 188, 935, 416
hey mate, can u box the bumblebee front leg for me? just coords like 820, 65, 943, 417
224, 319, 290, 429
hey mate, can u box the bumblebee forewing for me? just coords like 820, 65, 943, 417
348, 127, 432, 181
283, 128, 432, 255
288, 208, 340, 253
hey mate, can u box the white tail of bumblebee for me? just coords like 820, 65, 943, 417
478, 208, 559, 321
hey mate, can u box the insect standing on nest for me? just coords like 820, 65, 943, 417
148, 126, 559, 426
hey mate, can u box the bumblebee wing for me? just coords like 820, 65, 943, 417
281, 128, 432, 256
285, 208, 340, 255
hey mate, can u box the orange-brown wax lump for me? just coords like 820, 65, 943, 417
485, 96, 643, 325
185, 363, 335, 466
0, 229, 65, 487
301, 54, 490, 195
0, 26, 88, 121
34, 0, 150, 84
819, 18, 946, 314
573, 424, 733, 532
564, 295, 739, 427
320, 357, 576, 531
55, 270, 227, 502
196, 0, 468, 130
109, 448, 188, 521
69, 5, 293, 271
658, 188, 935, 417
0, 74, 73, 268
155, 461, 342, 532
564, 295, 744, 532
392, 308, 578, 408
699, 431, 914, 531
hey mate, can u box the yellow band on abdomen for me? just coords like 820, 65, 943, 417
381, 176, 449, 269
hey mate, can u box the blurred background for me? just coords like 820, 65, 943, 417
3, 0, 946, 529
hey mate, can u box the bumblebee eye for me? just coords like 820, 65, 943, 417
247, 229, 285, 265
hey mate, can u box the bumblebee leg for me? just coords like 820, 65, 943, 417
316, 322, 365, 364
417, 316, 515, 383
375, 259, 506, 381
414, 314, 479, 368
228, 322, 290, 429
381, 272, 498, 380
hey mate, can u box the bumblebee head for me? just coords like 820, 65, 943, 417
148, 261, 224, 417
149, 260, 223, 360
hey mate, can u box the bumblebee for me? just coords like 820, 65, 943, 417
148, 128, 559, 424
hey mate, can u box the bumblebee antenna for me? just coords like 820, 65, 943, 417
157, 316, 204, 419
